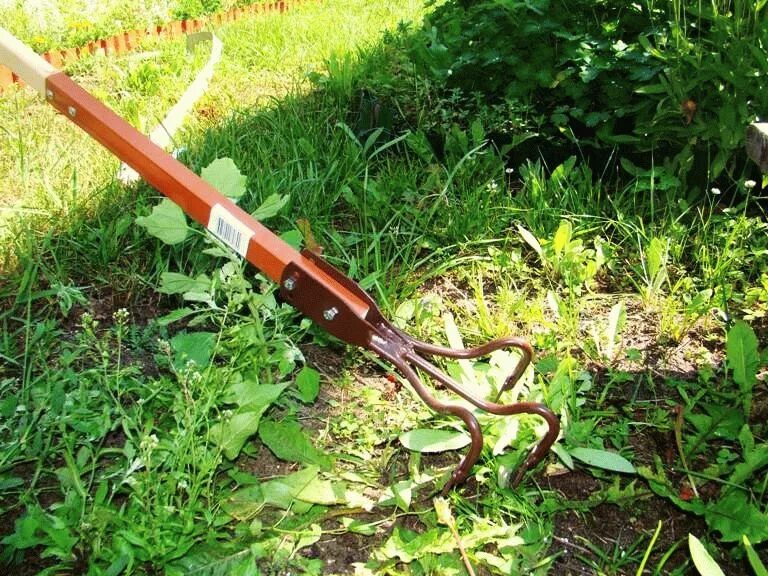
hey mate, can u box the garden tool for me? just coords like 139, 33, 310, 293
0, 28, 559, 492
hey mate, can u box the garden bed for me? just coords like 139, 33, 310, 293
1, 0, 766, 574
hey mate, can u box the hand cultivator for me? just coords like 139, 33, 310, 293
1, 29, 559, 492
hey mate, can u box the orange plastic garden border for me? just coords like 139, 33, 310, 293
0, 0, 318, 89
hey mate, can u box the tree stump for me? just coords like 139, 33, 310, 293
746, 122, 768, 173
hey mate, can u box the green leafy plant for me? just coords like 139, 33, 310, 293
636, 235, 670, 306
689, 534, 726, 576
727, 319, 760, 418
586, 301, 627, 362
518, 220, 606, 293
409, 0, 768, 191
640, 321, 767, 545
518, 219, 607, 347
689, 533, 768, 576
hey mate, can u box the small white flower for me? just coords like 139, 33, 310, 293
505, 167, 514, 174
140, 434, 159, 451
157, 339, 171, 354
711, 187, 721, 195
745, 180, 757, 189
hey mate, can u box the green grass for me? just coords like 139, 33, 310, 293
0, 34, 208, 242
0, 0, 278, 52
1, 0, 767, 574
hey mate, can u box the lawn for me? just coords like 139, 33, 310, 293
1, 0, 767, 574
0, 0, 275, 52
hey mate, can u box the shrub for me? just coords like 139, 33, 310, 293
408, 0, 768, 194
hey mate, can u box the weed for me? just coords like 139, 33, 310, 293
3, 0, 768, 573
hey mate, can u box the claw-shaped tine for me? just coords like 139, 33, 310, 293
395, 330, 534, 402
401, 348, 560, 489
506, 402, 560, 488
494, 339, 534, 402
389, 357, 483, 495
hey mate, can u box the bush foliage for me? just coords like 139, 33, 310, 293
408, 0, 768, 193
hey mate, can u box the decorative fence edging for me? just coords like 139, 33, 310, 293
0, 0, 316, 89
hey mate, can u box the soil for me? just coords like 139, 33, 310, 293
3, 282, 767, 575
307, 526, 388, 573
279, 288, 768, 575
547, 471, 751, 575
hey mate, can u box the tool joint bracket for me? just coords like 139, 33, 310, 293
279, 249, 382, 349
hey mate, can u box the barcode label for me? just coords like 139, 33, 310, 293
207, 204, 254, 257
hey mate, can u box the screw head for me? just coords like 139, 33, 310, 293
283, 277, 296, 291
323, 307, 339, 321
45, 89, 54, 100
67, 106, 77, 117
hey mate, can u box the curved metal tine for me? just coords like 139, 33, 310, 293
509, 405, 560, 487
370, 332, 558, 491
391, 357, 484, 495
405, 349, 517, 412
394, 329, 534, 402
405, 350, 560, 487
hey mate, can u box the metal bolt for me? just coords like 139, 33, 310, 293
283, 277, 296, 291
323, 307, 339, 321
45, 89, 54, 100
67, 106, 76, 117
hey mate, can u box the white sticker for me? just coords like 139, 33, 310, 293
207, 204, 254, 257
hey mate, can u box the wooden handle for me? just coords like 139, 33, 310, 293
0, 27, 57, 95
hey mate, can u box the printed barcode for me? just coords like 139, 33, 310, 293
207, 204, 254, 257
215, 217, 242, 249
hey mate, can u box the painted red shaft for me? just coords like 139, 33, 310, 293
45, 71, 369, 319
47, 72, 290, 280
